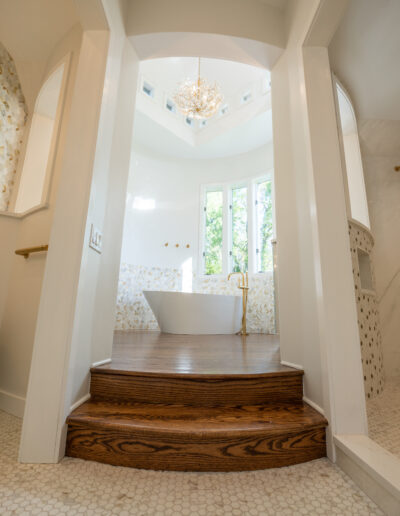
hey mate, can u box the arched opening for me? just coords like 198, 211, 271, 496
335, 80, 370, 229
14, 60, 67, 214
115, 56, 276, 335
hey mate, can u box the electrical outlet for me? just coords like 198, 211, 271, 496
89, 224, 102, 254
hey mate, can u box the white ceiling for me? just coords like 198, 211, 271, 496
0, 0, 79, 63
139, 57, 270, 103
134, 57, 272, 159
329, 0, 400, 121
256, 0, 288, 10
133, 109, 273, 160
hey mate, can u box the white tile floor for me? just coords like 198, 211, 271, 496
0, 410, 382, 515
367, 377, 400, 458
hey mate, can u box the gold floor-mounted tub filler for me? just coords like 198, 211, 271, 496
228, 272, 249, 336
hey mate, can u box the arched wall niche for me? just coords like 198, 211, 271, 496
334, 77, 370, 229
0, 42, 28, 211
333, 75, 385, 400
11, 55, 71, 215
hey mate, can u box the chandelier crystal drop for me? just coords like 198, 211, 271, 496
174, 58, 223, 120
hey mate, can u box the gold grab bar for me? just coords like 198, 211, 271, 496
15, 245, 48, 259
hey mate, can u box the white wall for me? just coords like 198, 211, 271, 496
272, 0, 367, 454
0, 25, 83, 418
14, 114, 54, 213
125, 0, 286, 49
19, 0, 141, 463
360, 119, 400, 379
342, 132, 370, 228
121, 144, 273, 272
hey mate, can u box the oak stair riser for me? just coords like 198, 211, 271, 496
66, 422, 326, 472
66, 343, 328, 471
90, 370, 304, 406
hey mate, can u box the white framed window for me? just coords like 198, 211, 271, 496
199, 173, 274, 276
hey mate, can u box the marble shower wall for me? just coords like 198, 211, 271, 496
0, 43, 27, 211
115, 263, 275, 334
348, 220, 384, 398
360, 119, 400, 379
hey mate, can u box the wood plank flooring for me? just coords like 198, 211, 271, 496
106, 330, 292, 375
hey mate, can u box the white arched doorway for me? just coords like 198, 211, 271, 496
20, 1, 366, 474
19, 12, 287, 463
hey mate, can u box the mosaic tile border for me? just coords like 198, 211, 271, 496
348, 219, 384, 399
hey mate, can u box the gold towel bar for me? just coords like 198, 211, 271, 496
15, 245, 48, 259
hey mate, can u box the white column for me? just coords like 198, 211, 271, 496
19, 0, 139, 463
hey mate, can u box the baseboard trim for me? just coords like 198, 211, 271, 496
335, 434, 400, 516
0, 389, 25, 418
70, 393, 90, 413
281, 360, 303, 370
303, 396, 325, 416
91, 358, 111, 368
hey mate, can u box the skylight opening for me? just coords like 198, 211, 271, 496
142, 81, 155, 98
165, 98, 176, 114
241, 91, 252, 104
220, 104, 229, 117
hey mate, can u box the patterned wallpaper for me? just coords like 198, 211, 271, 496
348, 219, 384, 399
0, 43, 27, 211
115, 263, 275, 334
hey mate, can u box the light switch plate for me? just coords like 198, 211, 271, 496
89, 224, 102, 254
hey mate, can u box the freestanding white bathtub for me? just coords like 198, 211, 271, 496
143, 290, 242, 334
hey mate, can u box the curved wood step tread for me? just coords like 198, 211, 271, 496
66, 400, 327, 471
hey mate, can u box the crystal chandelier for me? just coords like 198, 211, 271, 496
174, 58, 223, 120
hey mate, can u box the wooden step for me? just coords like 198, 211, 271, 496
66, 400, 327, 471
90, 368, 304, 406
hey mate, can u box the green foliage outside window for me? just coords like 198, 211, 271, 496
231, 186, 248, 273
203, 180, 273, 275
256, 180, 273, 272
204, 190, 223, 275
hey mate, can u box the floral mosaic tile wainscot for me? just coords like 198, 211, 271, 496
0, 43, 27, 211
115, 264, 276, 334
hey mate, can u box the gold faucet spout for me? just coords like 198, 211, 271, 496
227, 271, 249, 336
228, 271, 245, 287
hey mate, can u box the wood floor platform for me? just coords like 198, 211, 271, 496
66, 331, 328, 471
105, 330, 293, 375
